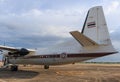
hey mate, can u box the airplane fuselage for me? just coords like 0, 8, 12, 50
9, 52, 115, 65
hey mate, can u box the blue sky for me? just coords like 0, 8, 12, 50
0, 0, 120, 61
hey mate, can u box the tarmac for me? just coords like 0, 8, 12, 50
0, 63, 120, 82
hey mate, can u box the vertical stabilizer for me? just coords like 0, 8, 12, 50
81, 6, 111, 45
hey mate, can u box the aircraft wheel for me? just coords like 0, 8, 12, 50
10, 65, 18, 71
44, 65, 49, 69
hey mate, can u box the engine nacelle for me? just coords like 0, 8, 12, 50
19, 48, 29, 56
8, 48, 29, 57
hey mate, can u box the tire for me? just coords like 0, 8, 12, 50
10, 65, 18, 71
44, 65, 49, 69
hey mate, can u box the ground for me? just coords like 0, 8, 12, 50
0, 63, 120, 82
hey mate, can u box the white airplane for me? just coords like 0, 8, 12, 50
0, 6, 118, 71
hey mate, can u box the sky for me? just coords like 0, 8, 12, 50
0, 0, 120, 61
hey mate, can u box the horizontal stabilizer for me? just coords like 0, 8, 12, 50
70, 31, 98, 47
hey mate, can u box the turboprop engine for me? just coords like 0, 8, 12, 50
8, 48, 29, 57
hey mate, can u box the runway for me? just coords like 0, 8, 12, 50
0, 63, 120, 82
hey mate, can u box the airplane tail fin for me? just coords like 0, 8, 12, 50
81, 6, 112, 46
70, 6, 117, 52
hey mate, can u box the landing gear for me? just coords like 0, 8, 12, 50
10, 65, 18, 71
3, 56, 9, 66
44, 65, 49, 69
2, 55, 19, 71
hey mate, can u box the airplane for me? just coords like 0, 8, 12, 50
0, 6, 118, 71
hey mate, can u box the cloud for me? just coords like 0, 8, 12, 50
105, 0, 120, 15
0, 7, 82, 48
111, 27, 120, 42
0, 0, 119, 50
0, 9, 81, 37
97, 0, 120, 31
0, 0, 4, 2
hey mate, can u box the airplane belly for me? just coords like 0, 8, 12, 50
9, 57, 95, 65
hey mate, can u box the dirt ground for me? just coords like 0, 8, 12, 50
0, 63, 120, 82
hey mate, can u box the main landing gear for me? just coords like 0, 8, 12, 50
44, 65, 49, 69
10, 65, 18, 71
3, 56, 18, 71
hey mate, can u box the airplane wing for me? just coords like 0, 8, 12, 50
0, 45, 21, 51
0, 45, 35, 52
